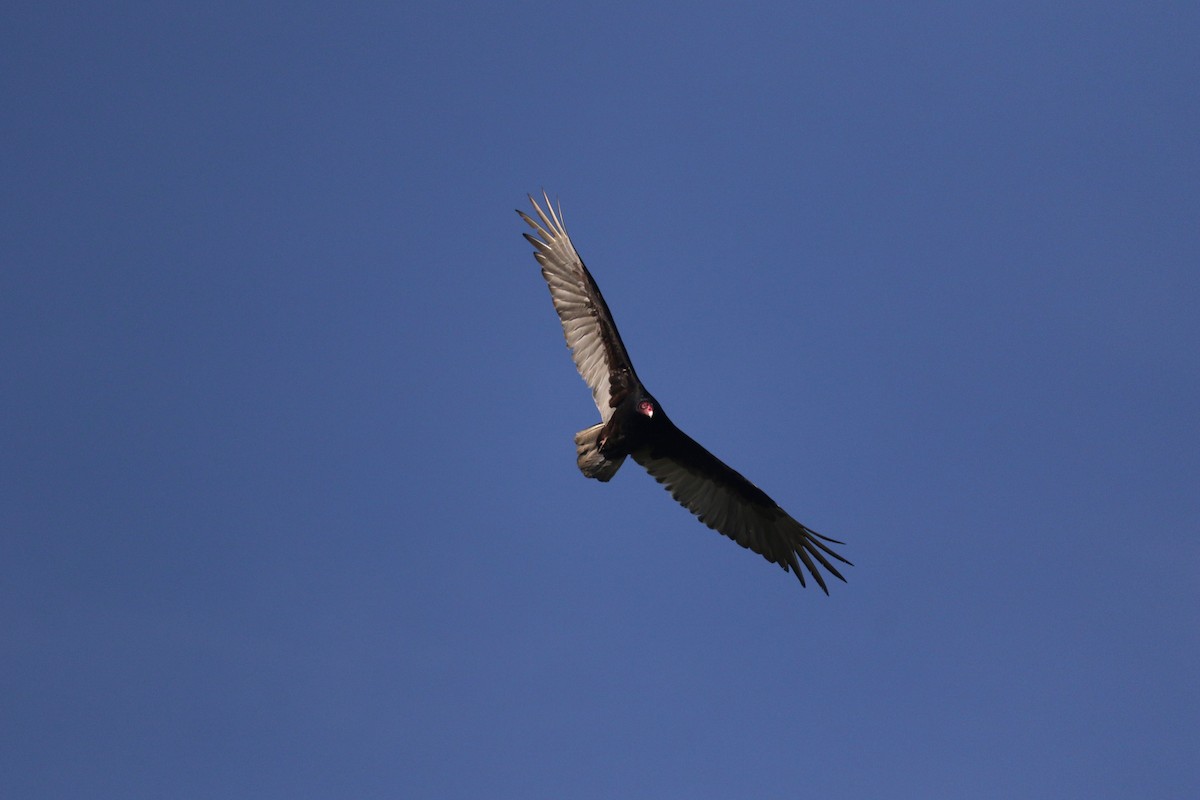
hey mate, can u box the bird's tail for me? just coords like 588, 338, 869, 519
574, 423, 625, 482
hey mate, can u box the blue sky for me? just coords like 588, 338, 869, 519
3, 2, 1197, 797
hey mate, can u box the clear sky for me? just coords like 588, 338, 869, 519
3, 2, 1197, 798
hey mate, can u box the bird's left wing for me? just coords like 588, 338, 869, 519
632, 421, 851, 593
519, 193, 639, 422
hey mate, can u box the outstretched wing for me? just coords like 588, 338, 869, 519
519, 193, 639, 421
633, 420, 851, 593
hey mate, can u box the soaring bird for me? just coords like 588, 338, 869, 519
519, 193, 851, 592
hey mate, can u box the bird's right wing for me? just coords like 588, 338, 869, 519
519, 193, 639, 421
632, 419, 851, 593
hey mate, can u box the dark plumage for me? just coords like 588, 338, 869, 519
519, 193, 852, 592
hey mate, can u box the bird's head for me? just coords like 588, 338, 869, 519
636, 398, 655, 418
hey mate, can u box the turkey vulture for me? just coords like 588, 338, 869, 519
519, 193, 851, 592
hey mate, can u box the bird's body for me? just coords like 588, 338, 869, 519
520, 193, 851, 592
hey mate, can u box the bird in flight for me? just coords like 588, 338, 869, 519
519, 193, 851, 592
